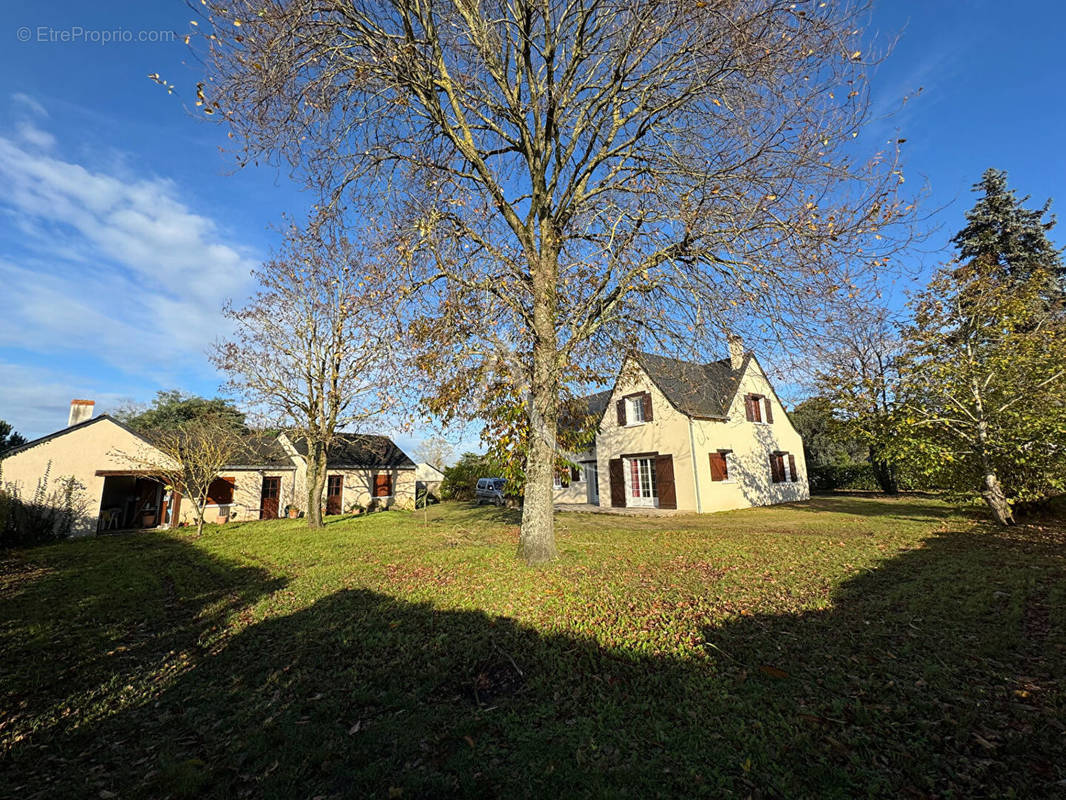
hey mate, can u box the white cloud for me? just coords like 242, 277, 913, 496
11, 92, 48, 118
0, 109, 258, 385
0, 361, 127, 439
15, 119, 56, 149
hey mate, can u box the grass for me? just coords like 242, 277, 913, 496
1, 495, 1064, 798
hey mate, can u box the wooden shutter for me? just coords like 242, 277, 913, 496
642, 392, 653, 422
654, 455, 676, 509
207, 477, 235, 505
744, 394, 754, 422
788, 454, 798, 483
769, 454, 783, 484
609, 458, 625, 507
616, 398, 626, 426
764, 398, 774, 424
709, 452, 727, 481
374, 472, 392, 497
571, 466, 581, 482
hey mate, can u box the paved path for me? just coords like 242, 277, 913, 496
554, 503, 681, 516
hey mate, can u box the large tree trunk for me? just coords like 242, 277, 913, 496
518, 253, 560, 565
868, 445, 899, 495
980, 470, 1014, 526
306, 440, 327, 529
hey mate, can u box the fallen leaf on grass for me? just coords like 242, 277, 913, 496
759, 665, 789, 679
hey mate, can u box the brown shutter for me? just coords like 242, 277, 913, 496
643, 392, 653, 422
374, 473, 392, 497
744, 394, 754, 422
788, 454, 798, 482
654, 455, 676, 509
764, 398, 774, 424
709, 452, 725, 481
616, 398, 626, 426
769, 454, 783, 483
609, 458, 625, 507
571, 466, 581, 482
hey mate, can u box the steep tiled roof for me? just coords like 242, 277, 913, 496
291, 434, 416, 470
633, 351, 750, 419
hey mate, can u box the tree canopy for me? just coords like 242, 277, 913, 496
118, 391, 247, 435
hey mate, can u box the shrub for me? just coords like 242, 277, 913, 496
807, 463, 881, 493
440, 452, 502, 501
0, 462, 90, 548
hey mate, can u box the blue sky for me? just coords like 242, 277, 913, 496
1, 1, 1064, 442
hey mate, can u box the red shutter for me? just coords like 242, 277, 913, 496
788, 454, 798, 482
643, 392, 653, 422
709, 452, 726, 481
744, 394, 754, 422
616, 398, 626, 426
374, 473, 392, 497
764, 398, 774, 424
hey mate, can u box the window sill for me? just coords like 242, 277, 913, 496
624, 421, 647, 428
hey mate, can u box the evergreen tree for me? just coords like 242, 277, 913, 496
118, 391, 247, 435
950, 168, 1064, 297
0, 419, 27, 452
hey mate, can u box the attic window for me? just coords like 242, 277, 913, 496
627, 395, 645, 424
617, 392, 653, 426
745, 394, 774, 424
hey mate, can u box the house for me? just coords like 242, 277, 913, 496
553, 338, 809, 512
415, 462, 446, 499
0, 400, 417, 535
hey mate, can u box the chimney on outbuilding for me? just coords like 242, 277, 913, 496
68, 399, 95, 427
727, 333, 746, 371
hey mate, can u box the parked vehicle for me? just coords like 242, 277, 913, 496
475, 477, 506, 506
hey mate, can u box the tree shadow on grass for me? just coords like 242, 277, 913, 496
791, 493, 986, 524
3, 523, 1064, 798
0, 531, 283, 788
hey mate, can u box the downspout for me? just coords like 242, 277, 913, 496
688, 417, 703, 514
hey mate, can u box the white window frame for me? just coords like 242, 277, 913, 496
626, 395, 646, 426
625, 456, 658, 507
721, 451, 736, 484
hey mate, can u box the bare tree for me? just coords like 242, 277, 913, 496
199, 0, 914, 561
809, 303, 903, 493
214, 222, 394, 529
136, 416, 243, 537
413, 435, 455, 469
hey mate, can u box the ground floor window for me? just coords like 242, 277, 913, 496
770, 452, 799, 484
630, 457, 657, 500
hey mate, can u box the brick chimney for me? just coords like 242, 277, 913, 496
727, 333, 745, 371
68, 399, 95, 427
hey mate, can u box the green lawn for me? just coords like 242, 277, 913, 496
1, 496, 1063, 798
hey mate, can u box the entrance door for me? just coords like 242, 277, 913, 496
260, 476, 281, 519
326, 474, 343, 515
585, 462, 599, 504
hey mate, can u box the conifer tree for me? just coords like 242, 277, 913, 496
950, 168, 1064, 298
